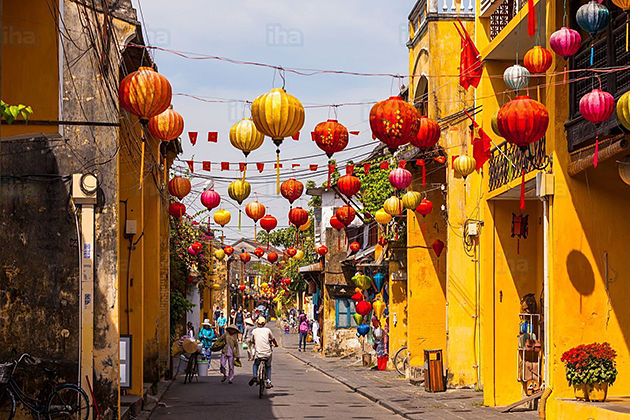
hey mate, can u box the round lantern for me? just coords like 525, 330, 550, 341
337, 174, 361, 198
267, 252, 279, 263
374, 208, 392, 225
453, 155, 477, 179
618, 155, 630, 185
200, 189, 221, 211
411, 116, 441, 150
238, 285, 246, 291
228, 179, 251, 205
213, 209, 231, 227
224, 246, 234, 256
580, 89, 615, 125
491, 110, 502, 137
313, 119, 349, 158
349, 241, 361, 253
316, 245, 329, 256
168, 202, 186, 219
330, 215, 345, 230
240, 252, 251, 263
230, 118, 265, 157
294, 250, 304, 260
383, 196, 402, 216
497, 96, 549, 150
214, 249, 225, 260
416, 198, 433, 217
118, 67, 172, 123
280, 178, 304, 204
191, 242, 203, 254
503, 64, 530, 91
187, 246, 197, 256
523, 46, 553, 74
288, 207, 309, 228
550, 27, 582, 59
402, 191, 422, 210
260, 214, 278, 233
148, 107, 184, 141
286, 247, 298, 257
298, 218, 311, 232
369, 96, 421, 152
254, 247, 265, 258
388, 167, 412, 190
353, 273, 372, 290
245, 201, 266, 223
577, 1, 610, 36
168, 176, 191, 199
373, 273, 386, 292
211, 284, 221, 290
351, 291, 363, 303
336, 205, 356, 226
356, 300, 372, 316
616, 90, 630, 130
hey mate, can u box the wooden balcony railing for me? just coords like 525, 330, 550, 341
488, 138, 547, 192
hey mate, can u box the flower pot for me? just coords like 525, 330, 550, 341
197, 360, 209, 377
573, 384, 589, 401
587, 382, 608, 402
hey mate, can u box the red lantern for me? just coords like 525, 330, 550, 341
330, 215, 345, 230
349, 241, 361, 253
267, 252, 279, 263
378, 237, 388, 247
432, 239, 445, 258
238, 285, 246, 291
351, 292, 364, 303
411, 116, 441, 150
118, 67, 172, 123
286, 247, 298, 257
168, 177, 191, 199
191, 242, 203, 253
245, 201, 266, 223
200, 190, 220, 211
355, 300, 372, 316
370, 96, 420, 152
416, 199, 433, 216
288, 207, 309, 228
168, 202, 186, 219
497, 96, 549, 150
336, 205, 356, 226
313, 119, 349, 158
187, 246, 197, 255
260, 214, 278, 232
148, 107, 184, 141
240, 252, 251, 263
316, 245, 329, 256
523, 46, 553, 74
254, 247, 265, 258
281, 178, 304, 204
283, 277, 292, 285
337, 174, 361, 198
224, 246, 234, 256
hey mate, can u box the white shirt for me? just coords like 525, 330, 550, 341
251, 327, 275, 358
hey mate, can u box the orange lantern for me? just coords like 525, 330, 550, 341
240, 252, 251, 263
168, 202, 186, 219
410, 116, 440, 150
523, 46, 553, 74
280, 178, 304, 205
313, 119, 349, 158
288, 207, 309, 228
254, 247, 265, 258
337, 174, 361, 198
168, 176, 191, 199
245, 201, 266, 223
148, 107, 184, 141
336, 205, 356, 227
369, 96, 420, 152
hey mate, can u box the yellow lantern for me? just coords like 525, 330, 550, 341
401, 191, 422, 211
617, 90, 630, 131
453, 155, 477, 179
294, 250, 304, 260
211, 284, 221, 290
491, 110, 502, 137
230, 118, 265, 157
373, 299, 386, 319
383, 196, 402, 216
214, 249, 225, 260
213, 209, 231, 227
298, 218, 311, 232
374, 208, 392, 225
261, 282, 268, 289
228, 179, 251, 205
251, 88, 305, 193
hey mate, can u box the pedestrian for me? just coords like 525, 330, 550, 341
312, 318, 320, 351
198, 319, 215, 362
230, 309, 236, 325
214, 306, 221, 322
298, 316, 309, 352
186, 321, 195, 339
235, 306, 245, 337
217, 312, 227, 336
243, 317, 256, 360
217, 324, 240, 384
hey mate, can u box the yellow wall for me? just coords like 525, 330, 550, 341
388, 260, 407, 365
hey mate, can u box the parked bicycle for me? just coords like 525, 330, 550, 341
392, 346, 410, 376
0, 353, 90, 420
183, 351, 200, 384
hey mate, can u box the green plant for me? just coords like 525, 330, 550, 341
353, 156, 395, 219
1, 100, 32, 124
561, 342, 618, 386
170, 289, 194, 339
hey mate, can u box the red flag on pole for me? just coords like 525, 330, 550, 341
274, 163, 283, 169
208, 132, 218, 143
188, 132, 198, 146
454, 20, 482, 90
187, 160, 194, 172
292, 164, 300, 169
256, 163, 265, 173
202, 161, 211, 171
221, 162, 229, 171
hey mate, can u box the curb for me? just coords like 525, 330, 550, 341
287, 351, 411, 419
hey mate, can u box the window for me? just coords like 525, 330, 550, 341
335, 298, 356, 328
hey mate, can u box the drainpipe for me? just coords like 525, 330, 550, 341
542, 197, 550, 389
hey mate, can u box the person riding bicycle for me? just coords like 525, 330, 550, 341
248, 317, 278, 389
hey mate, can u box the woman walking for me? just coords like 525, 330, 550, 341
198, 319, 215, 363
298, 315, 309, 352
243, 317, 256, 360
218, 324, 240, 383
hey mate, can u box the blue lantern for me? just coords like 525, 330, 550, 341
357, 324, 370, 336
373, 273, 386, 292
576, 0, 610, 65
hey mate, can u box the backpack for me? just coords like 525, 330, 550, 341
299, 321, 308, 333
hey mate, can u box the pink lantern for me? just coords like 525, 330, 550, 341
549, 27, 582, 59
200, 189, 221, 210
388, 167, 412, 190
579, 88, 615, 167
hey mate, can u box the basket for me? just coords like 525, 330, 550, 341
0, 363, 13, 384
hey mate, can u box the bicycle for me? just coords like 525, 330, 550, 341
0, 353, 90, 420
255, 357, 269, 399
183, 352, 200, 384
392, 346, 410, 376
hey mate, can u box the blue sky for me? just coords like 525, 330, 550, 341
132, 0, 417, 243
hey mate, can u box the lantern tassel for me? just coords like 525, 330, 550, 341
139, 138, 145, 190
536, 83, 540, 101
594, 136, 599, 168
627, 13, 629, 52
239, 209, 242, 230
276, 149, 281, 195
527, 0, 536, 37
563, 64, 567, 85
422, 162, 426, 186
520, 168, 526, 210
590, 43, 594, 66
254, 223, 257, 241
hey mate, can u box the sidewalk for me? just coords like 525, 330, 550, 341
278, 328, 537, 420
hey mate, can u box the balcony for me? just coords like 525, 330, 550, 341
487, 0, 524, 41
488, 138, 547, 192
408, 0, 475, 47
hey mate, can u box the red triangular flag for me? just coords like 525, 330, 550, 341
256, 163, 264, 173
309, 164, 318, 171
208, 132, 218, 143
221, 162, 229, 171
380, 161, 389, 170
188, 132, 198, 146
349, 131, 360, 135
454, 20, 482, 90
292, 132, 300, 140
472, 127, 492, 170
239, 162, 247, 172
187, 160, 194, 172
292, 164, 300, 169
346, 164, 354, 175
398, 160, 407, 168
415, 159, 424, 166
311, 132, 317, 141
274, 163, 283, 169
364, 163, 370, 175
202, 161, 211, 171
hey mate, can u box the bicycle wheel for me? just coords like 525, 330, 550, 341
46, 384, 89, 420
393, 347, 409, 376
258, 361, 265, 399
0, 387, 16, 420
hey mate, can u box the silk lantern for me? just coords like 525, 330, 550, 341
388, 167, 412, 190
579, 88, 615, 167
168, 176, 191, 199
337, 174, 361, 198
286, 247, 298, 257
289, 207, 309, 228
611, 0, 630, 51
148, 106, 183, 141
383, 196, 402, 216
503, 64, 530, 92
349, 241, 361, 253
351, 291, 363, 303
411, 116, 441, 150
298, 218, 311, 232
432, 239, 445, 257
524, 46, 553, 98
213, 209, 231, 226
550, 27, 582, 82
254, 247, 265, 258
260, 214, 278, 233
187, 245, 197, 256
357, 323, 370, 336
224, 246, 234, 256
356, 300, 372, 316
228, 179, 251, 205
576, 1, 610, 65
238, 285, 246, 291
316, 245, 328, 256
245, 201, 266, 224
230, 118, 265, 157
336, 205, 356, 226
373, 273, 386, 292
313, 119, 349, 158
330, 215, 345, 230
280, 178, 304, 204
214, 249, 225, 260
267, 252, 278, 263
294, 250, 304, 260
191, 242, 203, 254
491, 110, 502, 137
618, 155, 630, 185
373, 300, 386, 319
251, 88, 305, 193
168, 202, 186, 219
453, 155, 477, 179
616, 90, 630, 130
353, 313, 364, 325
240, 252, 251, 263
353, 273, 372, 290
402, 191, 422, 211
416, 198, 433, 234
375, 208, 392, 225
200, 189, 221, 211
369, 96, 421, 152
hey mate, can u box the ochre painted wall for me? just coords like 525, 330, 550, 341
387, 260, 407, 366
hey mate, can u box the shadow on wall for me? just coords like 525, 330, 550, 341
566, 249, 595, 313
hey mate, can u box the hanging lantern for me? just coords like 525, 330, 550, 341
373, 300, 386, 319
191, 242, 203, 254
580, 88, 615, 167
251, 88, 305, 194
168, 176, 191, 199
402, 191, 422, 210
313, 119, 349, 158
503, 65, 530, 92
491, 110, 502, 137
188, 245, 197, 256
616, 90, 630, 130
168, 202, 186, 219
410, 116, 441, 150
388, 168, 412, 190
224, 246, 234, 256
211, 283, 221, 290
369, 96, 421, 152
497, 96, 549, 149
280, 178, 304, 204
238, 285, 246, 291
245, 201, 266, 223
383, 196, 402, 216
337, 174, 361, 198
374, 208, 392, 225
416, 198, 433, 217
523, 46, 553, 74
353, 313, 364, 325
316, 245, 329, 256
214, 249, 226, 260
286, 247, 298, 257
228, 179, 251, 205
200, 189, 221, 211
260, 214, 278, 233
330, 215, 345, 230
294, 250, 304, 260
336, 205, 356, 226
357, 323, 370, 336
611, 0, 630, 51
148, 107, 184, 141
549, 27, 582, 59
577, 1, 610, 65
298, 218, 311, 232
349, 241, 361, 253
432, 239, 445, 258
267, 252, 279, 263
240, 252, 251, 263
230, 118, 265, 157
373, 273, 386, 292
453, 155, 477, 179
288, 207, 309, 228
118, 67, 172, 123
353, 273, 372, 290
351, 291, 364, 303
356, 300, 372, 316
254, 247, 265, 258
213, 209, 231, 227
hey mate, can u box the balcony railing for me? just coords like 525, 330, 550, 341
488, 0, 524, 41
488, 138, 547, 192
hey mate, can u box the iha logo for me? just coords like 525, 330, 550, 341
2, 26, 36, 46
266, 24, 304, 47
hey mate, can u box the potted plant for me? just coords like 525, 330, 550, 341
561, 342, 618, 402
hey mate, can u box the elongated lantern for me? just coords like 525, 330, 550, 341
200, 189, 221, 211
251, 88, 305, 194
230, 118, 265, 157
580, 88, 615, 167
337, 174, 361, 198
388, 167, 412, 190
503, 64, 530, 92
373, 272, 386, 292
369, 96, 421, 152
168, 202, 186, 219
411, 116, 440, 150
313, 119, 349, 158
280, 178, 304, 204
576, 1, 610, 65
228, 179, 251, 205
168, 176, 191, 199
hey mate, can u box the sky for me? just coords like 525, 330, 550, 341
131, 0, 417, 244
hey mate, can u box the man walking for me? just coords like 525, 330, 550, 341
235, 306, 245, 337
217, 312, 227, 336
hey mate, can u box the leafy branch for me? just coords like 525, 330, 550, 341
1, 100, 33, 124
